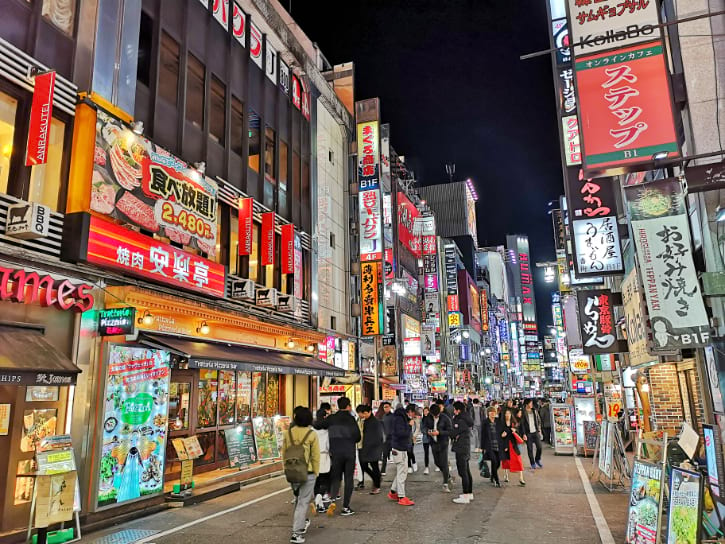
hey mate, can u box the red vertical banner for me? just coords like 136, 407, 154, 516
238, 197, 253, 255
25, 71, 56, 166
260, 212, 275, 266
280, 223, 294, 274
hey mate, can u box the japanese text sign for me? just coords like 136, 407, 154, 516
575, 41, 680, 172
568, 0, 659, 56
26, 71, 55, 166
291, 75, 301, 110
625, 178, 710, 350
213, 0, 229, 31
260, 212, 275, 266
360, 261, 382, 336
572, 216, 624, 275
553, 19, 572, 65
281, 223, 294, 275
567, 175, 617, 219
577, 289, 618, 354
622, 270, 656, 366
249, 21, 262, 69
232, 1, 246, 47
91, 109, 218, 257
480, 289, 489, 332
558, 67, 577, 115
238, 197, 253, 256
359, 189, 383, 261
562, 115, 582, 166
569, 348, 591, 374
85, 215, 225, 298
357, 122, 380, 190
397, 191, 421, 257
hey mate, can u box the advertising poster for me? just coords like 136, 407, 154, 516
224, 421, 257, 468
667, 467, 702, 544
583, 420, 599, 451
34, 471, 76, 528
703, 424, 724, 499
397, 191, 421, 257
421, 324, 435, 357
574, 396, 596, 447
626, 461, 663, 544
91, 109, 218, 257
273, 415, 292, 449
598, 420, 612, 478
625, 179, 710, 349
97, 345, 171, 508
552, 404, 574, 452
252, 417, 280, 460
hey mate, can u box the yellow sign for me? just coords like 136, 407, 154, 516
361, 262, 382, 335
448, 312, 461, 327
180, 459, 193, 486
348, 342, 356, 370
0, 403, 9, 435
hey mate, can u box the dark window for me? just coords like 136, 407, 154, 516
137, 12, 153, 87
263, 127, 276, 209
330, 315, 336, 330
159, 32, 180, 106
230, 96, 244, 156
328, 149, 334, 164
186, 54, 205, 128
302, 160, 310, 230
278, 141, 289, 219
330, 232, 335, 249
292, 151, 300, 221
248, 110, 260, 172
210, 76, 225, 145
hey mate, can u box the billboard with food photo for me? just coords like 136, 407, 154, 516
91, 109, 218, 257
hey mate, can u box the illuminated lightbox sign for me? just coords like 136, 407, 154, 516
571, 216, 623, 276
98, 307, 136, 336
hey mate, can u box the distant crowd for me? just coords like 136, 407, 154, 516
282, 396, 553, 543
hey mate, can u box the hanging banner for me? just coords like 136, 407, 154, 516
249, 21, 263, 69
553, 19, 572, 66
397, 191, 421, 257
571, 216, 624, 276
575, 41, 680, 173
279, 60, 290, 95
567, 0, 659, 56
480, 290, 489, 332
264, 38, 277, 84
26, 71, 56, 166
421, 324, 435, 357
291, 75, 301, 110
361, 261, 382, 336
577, 289, 621, 354
357, 122, 380, 191
626, 461, 663, 544
558, 67, 576, 115
260, 212, 275, 266
625, 178, 710, 350
280, 223, 294, 274
232, 1, 246, 47
622, 270, 657, 366
238, 197, 253, 256
359, 189, 383, 261
213, 0, 229, 30
561, 115, 582, 166
567, 176, 616, 219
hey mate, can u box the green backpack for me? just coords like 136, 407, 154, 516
284, 428, 313, 483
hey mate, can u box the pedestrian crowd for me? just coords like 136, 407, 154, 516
282, 396, 553, 543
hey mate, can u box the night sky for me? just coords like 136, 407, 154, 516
286, 0, 563, 327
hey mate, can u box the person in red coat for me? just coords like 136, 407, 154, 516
499, 408, 526, 486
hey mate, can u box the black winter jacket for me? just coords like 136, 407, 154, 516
382, 412, 395, 443
520, 408, 542, 435
322, 409, 361, 457
481, 417, 502, 459
450, 412, 474, 454
426, 413, 453, 447
390, 407, 412, 451
359, 416, 384, 463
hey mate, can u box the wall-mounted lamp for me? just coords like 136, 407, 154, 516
138, 310, 154, 326
287, 339, 296, 349
197, 321, 210, 335
306, 344, 315, 353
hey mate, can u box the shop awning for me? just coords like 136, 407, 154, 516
362, 375, 399, 385
0, 326, 80, 386
140, 334, 346, 378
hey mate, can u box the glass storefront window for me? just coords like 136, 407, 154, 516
248, 110, 260, 172
252, 372, 265, 417
230, 96, 244, 156
197, 370, 218, 428
218, 370, 236, 425
229, 210, 239, 275
265, 373, 279, 417
195, 431, 216, 466
169, 381, 191, 431
249, 223, 259, 283
186, 54, 205, 129
0, 92, 17, 194
159, 32, 180, 106
237, 371, 251, 421
28, 117, 65, 210
210, 76, 225, 145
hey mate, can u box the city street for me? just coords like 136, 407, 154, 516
82, 448, 628, 544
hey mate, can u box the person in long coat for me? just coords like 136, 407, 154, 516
356, 404, 384, 493
499, 408, 526, 486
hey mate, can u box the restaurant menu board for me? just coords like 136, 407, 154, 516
273, 416, 291, 449
667, 467, 702, 544
252, 417, 280, 461
91, 109, 218, 257
703, 424, 724, 499
574, 396, 596, 448
552, 404, 574, 453
224, 421, 257, 468
626, 461, 664, 544
35, 471, 77, 528
96, 345, 171, 508
598, 421, 613, 479
583, 420, 599, 451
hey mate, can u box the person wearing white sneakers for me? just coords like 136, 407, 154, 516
450, 401, 474, 504
420, 406, 431, 475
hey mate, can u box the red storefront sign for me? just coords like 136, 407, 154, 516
86, 215, 225, 298
575, 41, 680, 172
260, 212, 275, 266
397, 191, 421, 257
238, 197, 253, 255
25, 71, 56, 166
447, 294, 459, 312
0, 265, 93, 312
291, 75, 301, 110
403, 356, 423, 375
281, 223, 294, 274
422, 235, 436, 256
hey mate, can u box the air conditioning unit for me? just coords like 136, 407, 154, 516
277, 294, 297, 313
230, 278, 255, 301
256, 287, 278, 308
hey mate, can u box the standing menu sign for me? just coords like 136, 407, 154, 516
626, 461, 664, 544
95, 345, 171, 509
598, 420, 613, 479
552, 404, 575, 454
667, 467, 702, 544
223, 421, 257, 468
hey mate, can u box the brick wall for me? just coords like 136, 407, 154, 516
646, 364, 684, 430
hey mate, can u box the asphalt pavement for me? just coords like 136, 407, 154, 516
81, 445, 629, 544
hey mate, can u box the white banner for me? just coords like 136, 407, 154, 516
421, 324, 435, 357
572, 216, 623, 275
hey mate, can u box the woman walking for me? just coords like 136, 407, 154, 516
499, 408, 526, 487
420, 406, 432, 475
286, 406, 320, 544
481, 406, 502, 487
313, 408, 331, 513
407, 408, 420, 473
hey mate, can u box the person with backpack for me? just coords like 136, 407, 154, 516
321, 397, 361, 517
284, 406, 320, 544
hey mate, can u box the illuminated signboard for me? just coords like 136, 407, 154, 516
397, 191, 421, 257
361, 261, 382, 336
98, 307, 136, 336
571, 216, 624, 276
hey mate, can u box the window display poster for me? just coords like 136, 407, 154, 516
667, 467, 702, 544
21, 409, 57, 452
552, 404, 574, 451
626, 461, 663, 544
97, 345, 171, 508
0, 403, 9, 435
273, 415, 291, 449
252, 416, 280, 460
704, 424, 724, 499
224, 421, 257, 468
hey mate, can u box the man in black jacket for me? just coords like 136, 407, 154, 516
481, 405, 502, 487
521, 398, 543, 469
380, 402, 393, 474
427, 403, 453, 492
323, 397, 361, 516
387, 404, 415, 506
356, 404, 383, 493
450, 401, 475, 504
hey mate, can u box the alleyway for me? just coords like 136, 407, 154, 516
82, 448, 629, 544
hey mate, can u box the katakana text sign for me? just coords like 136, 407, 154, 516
625, 179, 710, 349
577, 289, 618, 354
575, 41, 680, 172
357, 121, 380, 191
359, 188, 383, 261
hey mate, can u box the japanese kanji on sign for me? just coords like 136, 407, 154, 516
571, 216, 624, 276
360, 261, 383, 336
576, 289, 619, 354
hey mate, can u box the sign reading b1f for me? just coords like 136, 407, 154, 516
568, 0, 659, 55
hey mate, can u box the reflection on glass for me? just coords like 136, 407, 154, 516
169, 382, 191, 431
265, 373, 279, 417
14, 476, 34, 505
237, 371, 252, 422
252, 372, 265, 417
195, 431, 216, 466
218, 370, 236, 425
248, 110, 260, 172
197, 370, 218, 428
